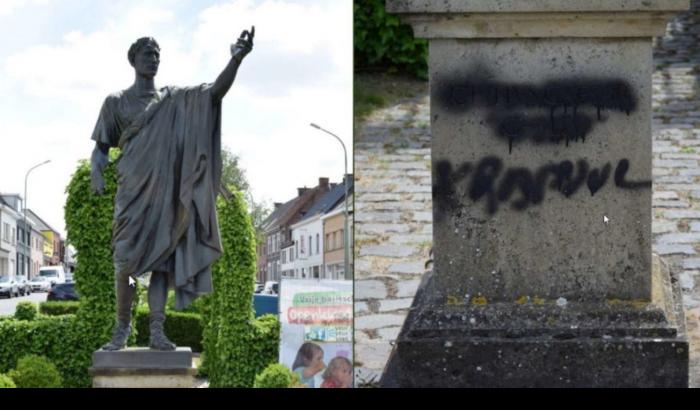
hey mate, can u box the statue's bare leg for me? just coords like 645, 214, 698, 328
102, 273, 135, 350
149, 271, 176, 350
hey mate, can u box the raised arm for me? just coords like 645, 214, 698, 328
211, 26, 254, 104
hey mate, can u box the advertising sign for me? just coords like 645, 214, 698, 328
279, 279, 353, 388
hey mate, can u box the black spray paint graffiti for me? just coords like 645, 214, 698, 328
436, 78, 637, 153
433, 157, 651, 217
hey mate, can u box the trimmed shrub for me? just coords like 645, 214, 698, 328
354, 0, 428, 78
0, 373, 15, 388
254, 363, 300, 388
8, 355, 62, 388
134, 306, 204, 352
203, 188, 280, 387
0, 316, 77, 383
14, 301, 37, 321
39, 301, 81, 316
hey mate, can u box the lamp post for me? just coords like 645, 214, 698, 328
309, 123, 351, 280
24, 160, 50, 278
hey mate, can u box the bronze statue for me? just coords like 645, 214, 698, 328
90, 28, 255, 350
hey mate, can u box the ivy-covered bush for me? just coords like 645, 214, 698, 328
134, 306, 204, 352
254, 363, 301, 388
8, 355, 62, 388
354, 0, 428, 78
203, 189, 279, 387
14, 301, 37, 321
0, 373, 16, 388
61, 152, 123, 387
39, 301, 81, 316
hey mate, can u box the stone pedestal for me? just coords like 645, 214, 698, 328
382, 0, 690, 387
89, 347, 197, 388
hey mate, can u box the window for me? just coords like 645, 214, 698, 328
316, 234, 319, 254
308, 236, 312, 256
2, 223, 9, 242
295, 241, 298, 259
339, 229, 344, 247
300, 236, 304, 255
11, 228, 15, 246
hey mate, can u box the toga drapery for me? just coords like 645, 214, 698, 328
91, 84, 223, 310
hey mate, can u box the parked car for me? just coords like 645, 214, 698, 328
47, 282, 79, 301
38, 266, 67, 286
254, 283, 264, 294
253, 293, 279, 317
0, 275, 20, 298
15, 275, 31, 296
262, 281, 279, 295
30, 276, 51, 292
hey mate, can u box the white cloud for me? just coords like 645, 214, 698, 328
0, 0, 52, 17
0, 0, 352, 236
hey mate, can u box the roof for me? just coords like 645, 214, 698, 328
260, 195, 304, 233
295, 176, 353, 225
24, 209, 59, 234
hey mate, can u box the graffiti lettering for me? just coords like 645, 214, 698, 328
434, 157, 650, 217
436, 78, 637, 153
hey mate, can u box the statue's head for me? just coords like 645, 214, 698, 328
128, 37, 160, 78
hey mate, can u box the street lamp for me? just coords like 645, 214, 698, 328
309, 123, 351, 280
24, 159, 51, 278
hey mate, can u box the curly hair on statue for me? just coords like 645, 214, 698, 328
127, 37, 160, 66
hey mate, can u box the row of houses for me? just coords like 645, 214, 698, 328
0, 193, 73, 279
257, 174, 353, 283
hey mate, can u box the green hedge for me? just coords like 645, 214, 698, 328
0, 316, 81, 385
254, 363, 300, 388
0, 373, 15, 388
354, 0, 428, 78
9, 354, 62, 388
39, 301, 81, 316
203, 189, 280, 387
14, 301, 37, 321
134, 306, 204, 352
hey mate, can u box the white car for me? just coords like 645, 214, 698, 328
38, 266, 67, 286
0, 276, 20, 298
30, 276, 52, 292
263, 281, 279, 295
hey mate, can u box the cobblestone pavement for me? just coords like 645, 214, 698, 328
652, 0, 700, 387
354, 1, 700, 386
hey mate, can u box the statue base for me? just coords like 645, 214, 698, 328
89, 347, 198, 388
381, 256, 689, 387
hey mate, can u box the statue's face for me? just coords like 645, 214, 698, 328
133, 44, 160, 78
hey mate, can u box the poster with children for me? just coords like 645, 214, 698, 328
279, 279, 353, 388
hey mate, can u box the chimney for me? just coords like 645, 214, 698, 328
274, 202, 283, 210
297, 187, 309, 197
319, 177, 330, 191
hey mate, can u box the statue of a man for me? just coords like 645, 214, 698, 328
90, 28, 255, 350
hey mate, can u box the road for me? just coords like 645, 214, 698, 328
0, 292, 48, 316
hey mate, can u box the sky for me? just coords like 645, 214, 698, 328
0, 0, 353, 237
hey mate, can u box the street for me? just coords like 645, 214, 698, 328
0, 292, 47, 316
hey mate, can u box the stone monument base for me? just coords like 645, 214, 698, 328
381, 256, 689, 387
89, 347, 198, 388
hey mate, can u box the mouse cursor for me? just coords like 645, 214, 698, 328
603, 216, 610, 224
128, 276, 136, 287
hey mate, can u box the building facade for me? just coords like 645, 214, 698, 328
0, 197, 19, 277
30, 225, 44, 277
322, 197, 353, 280
258, 177, 332, 283
25, 209, 63, 266
290, 213, 324, 279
